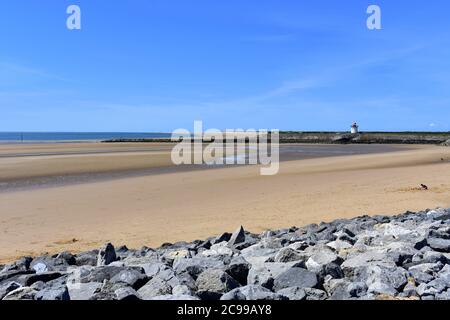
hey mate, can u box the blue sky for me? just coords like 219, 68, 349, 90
1, 0, 450, 132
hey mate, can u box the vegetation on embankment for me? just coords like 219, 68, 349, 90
279, 132, 450, 144
103, 132, 450, 145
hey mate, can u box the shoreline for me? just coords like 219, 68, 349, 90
0, 143, 413, 192
1, 131, 450, 145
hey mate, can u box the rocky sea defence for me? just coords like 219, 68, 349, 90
2, 208, 450, 301
103, 132, 450, 145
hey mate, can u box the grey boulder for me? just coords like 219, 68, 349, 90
67, 282, 102, 300
115, 287, 140, 300
220, 285, 286, 301
97, 243, 117, 266
137, 277, 172, 300
228, 226, 246, 247
195, 269, 240, 300
277, 286, 306, 300
273, 267, 318, 291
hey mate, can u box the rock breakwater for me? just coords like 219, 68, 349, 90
2, 208, 450, 300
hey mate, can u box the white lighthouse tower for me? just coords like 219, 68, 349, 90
350, 122, 359, 134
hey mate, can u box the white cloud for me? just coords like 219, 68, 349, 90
0, 61, 66, 81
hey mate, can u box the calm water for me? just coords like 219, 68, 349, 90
0, 132, 171, 142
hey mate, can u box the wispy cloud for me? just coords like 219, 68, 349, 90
0, 90, 73, 98
240, 34, 296, 43
0, 61, 66, 81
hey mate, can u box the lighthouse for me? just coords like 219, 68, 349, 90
350, 122, 359, 134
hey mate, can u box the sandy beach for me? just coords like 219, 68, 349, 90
1, 143, 450, 263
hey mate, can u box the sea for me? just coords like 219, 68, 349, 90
0, 132, 172, 142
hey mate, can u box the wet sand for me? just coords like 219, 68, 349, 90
1, 143, 449, 263
0, 142, 409, 191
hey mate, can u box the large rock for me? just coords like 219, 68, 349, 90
228, 226, 246, 247
35, 277, 70, 301
408, 266, 435, 284
25, 272, 64, 287
247, 262, 298, 289
225, 256, 250, 285
0, 281, 21, 300
438, 264, 450, 278
326, 240, 353, 252
201, 242, 233, 257
75, 251, 98, 266
240, 245, 278, 266
277, 286, 306, 300
375, 222, 415, 240
195, 269, 240, 300
304, 288, 328, 300
428, 227, 450, 240
173, 257, 225, 279
365, 265, 408, 292
151, 294, 200, 300
1, 257, 32, 273
2, 287, 37, 300
30, 256, 68, 274
427, 238, 450, 252
427, 208, 450, 221
110, 268, 148, 289
337, 282, 367, 299
341, 251, 396, 277
305, 249, 343, 277
274, 248, 308, 264
97, 243, 117, 266
214, 232, 232, 244
260, 237, 285, 249
115, 287, 140, 300
416, 273, 450, 298
137, 277, 172, 300
136, 262, 167, 278
273, 267, 318, 291
435, 289, 450, 300
382, 242, 419, 266
367, 281, 397, 296
172, 284, 192, 296
162, 249, 192, 265
413, 251, 448, 265
78, 266, 118, 283
56, 252, 76, 265
220, 285, 286, 301
0, 270, 35, 287
323, 277, 367, 299
152, 265, 195, 290
409, 262, 443, 275
67, 282, 102, 300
